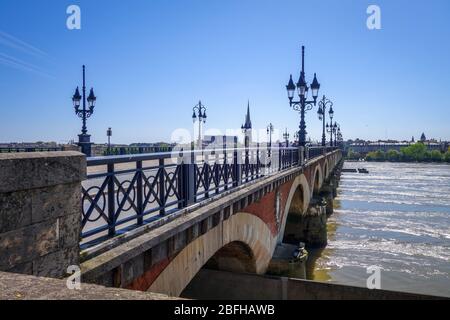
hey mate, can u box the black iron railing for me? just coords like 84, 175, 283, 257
0, 147, 63, 153
81, 144, 336, 246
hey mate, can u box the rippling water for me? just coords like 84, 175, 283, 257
307, 161, 450, 297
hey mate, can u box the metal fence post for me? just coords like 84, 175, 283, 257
278, 142, 282, 171
159, 158, 165, 216
223, 135, 228, 190
183, 148, 196, 206
298, 146, 304, 166
136, 160, 144, 225
107, 163, 116, 236
256, 142, 260, 178
214, 145, 220, 194
233, 136, 241, 187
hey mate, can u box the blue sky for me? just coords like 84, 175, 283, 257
1, 0, 449, 144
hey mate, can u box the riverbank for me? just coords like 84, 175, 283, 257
346, 142, 450, 163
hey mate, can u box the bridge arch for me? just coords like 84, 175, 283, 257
312, 165, 323, 196
323, 159, 329, 180
278, 174, 310, 244
201, 241, 257, 274
147, 212, 276, 297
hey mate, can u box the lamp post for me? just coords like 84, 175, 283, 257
334, 123, 340, 147
286, 46, 320, 150
192, 100, 207, 149
72, 65, 96, 156
267, 123, 274, 156
283, 128, 290, 147
107, 127, 112, 155
327, 104, 334, 145
317, 95, 334, 147
326, 121, 338, 147
337, 127, 343, 147
294, 131, 299, 146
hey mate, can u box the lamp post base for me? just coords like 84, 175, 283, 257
78, 134, 93, 157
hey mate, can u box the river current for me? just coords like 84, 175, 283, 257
307, 161, 450, 297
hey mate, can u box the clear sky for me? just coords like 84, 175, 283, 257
1, 0, 449, 144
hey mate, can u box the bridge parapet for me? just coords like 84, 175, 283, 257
0, 151, 85, 278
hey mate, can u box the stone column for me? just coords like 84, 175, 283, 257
0, 151, 86, 278
283, 197, 328, 249
320, 183, 335, 216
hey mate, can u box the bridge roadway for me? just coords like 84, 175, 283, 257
79, 147, 342, 297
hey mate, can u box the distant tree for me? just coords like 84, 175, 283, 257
430, 150, 443, 162
386, 149, 401, 162
444, 150, 450, 163
366, 150, 385, 161
400, 143, 427, 161
346, 149, 361, 160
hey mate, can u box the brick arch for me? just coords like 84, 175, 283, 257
312, 164, 323, 195
323, 159, 329, 180
147, 212, 276, 297
278, 174, 310, 244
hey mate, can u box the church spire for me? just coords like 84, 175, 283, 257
243, 100, 252, 129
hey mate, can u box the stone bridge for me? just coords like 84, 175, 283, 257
79, 149, 343, 297
2, 149, 446, 300
0, 147, 342, 298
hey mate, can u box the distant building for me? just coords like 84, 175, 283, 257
346, 140, 444, 154
420, 133, 426, 142
241, 101, 252, 147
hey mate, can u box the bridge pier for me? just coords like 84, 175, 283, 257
281, 158, 343, 250
283, 197, 328, 248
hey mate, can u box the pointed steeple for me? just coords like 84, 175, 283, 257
243, 100, 252, 129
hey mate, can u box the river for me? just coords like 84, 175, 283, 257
307, 161, 450, 297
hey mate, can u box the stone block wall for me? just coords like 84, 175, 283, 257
0, 152, 85, 278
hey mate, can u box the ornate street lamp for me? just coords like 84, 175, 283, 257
73, 65, 96, 156
286, 46, 320, 149
192, 100, 207, 149
283, 128, 290, 147
317, 95, 334, 147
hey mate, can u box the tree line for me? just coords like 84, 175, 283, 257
347, 143, 450, 163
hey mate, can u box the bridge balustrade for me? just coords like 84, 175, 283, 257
80, 144, 333, 246
0, 147, 63, 153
